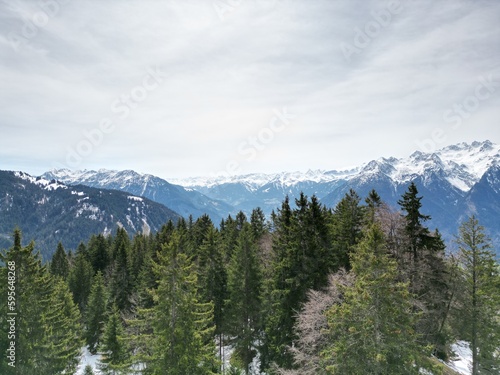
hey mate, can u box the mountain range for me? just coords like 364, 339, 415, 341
1, 140, 499, 258
0, 171, 180, 260
170, 140, 500, 252
42, 169, 233, 223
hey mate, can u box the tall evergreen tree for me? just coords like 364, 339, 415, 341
99, 305, 129, 375
398, 182, 451, 356
0, 230, 83, 375
454, 216, 500, 374
86, 271, 108, 354
397, 182, 433, 266
262, 194, 335, 371
109, 228, 132, 311
226, 223, 262, 374
43, 278, 84, 374
330, 189, 364, 270
197, 226, 227, 362
68, 252, 94, 312
88, 234, 110, 274
50, 241, 70, 279
323, 225, 432, 374
250, 207, 267, 239
142, 231, 218, 374
364, 189, 382, 226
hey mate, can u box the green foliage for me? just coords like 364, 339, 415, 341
140, 231, 218, 374
323, 225, 432, 374
330, 189, 364, 270
86, 271, 108, 354
198, 226, 227, 335
0, 230, 82, 375
50, 242, 70, 279
1, 187, 486, 375
262, 194, 336, 371
454, 216, 500, 374
68, 251, 94, 312
99, 305, 129, 375
109, 228, 132, 311
83, 364, 95, 375
398, 182, 452, 356
226, 223, 262, 374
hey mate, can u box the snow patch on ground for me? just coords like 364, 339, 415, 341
128, 195, 144, 202
75, 346, 102, 374
442, 341, 472, 375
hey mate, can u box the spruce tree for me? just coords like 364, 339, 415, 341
68, 252, 94, 312
86, 271, 108, 354
330, 189, 364, 270
109, 228, 132, 311
454, 216, 500, 374
250, 207, 267, 238
0, 230, 83, 375
323, 225, 432, 374
398, 182, 451, 356
83, 364, 95, 375
226, 223, 262, 374
42, 278, 84, 374
50, 241, 70, 279
144, 231, 218, 374
262, 194, 335, 371
88, 234, 110, 274
99, 305, 129, 375
197, 226, 227, 362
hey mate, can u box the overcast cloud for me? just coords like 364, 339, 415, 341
1, 0, 499, 178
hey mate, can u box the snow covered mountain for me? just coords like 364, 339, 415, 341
0, 171, 180, 260
34, 140, 500, 254
171, 140, 500, 252
172, 140, 499, 196
42, 169, 234, 224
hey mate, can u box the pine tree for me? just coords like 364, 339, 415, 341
330, 189, 364, 270
42, 278, 84, 374
83, 364, 95, 375
109, 228, 132, 311
323, 225, 432, 374
250, 207, 267, 239
50, 241, 70, 279
398, 182, 451, 356
99, 305, 129, 375
197, 226, 227, 363
86, 271, 108, 354
454, 216, 500, 374
88, 234, 110, 274
144, 231, 218, 374
0, 230, 83, 375
68, 252, 94, 312
262, 194, 335, 371
226, 223, 262, 374
397, 182, 433, 266
364, 189, 382, 226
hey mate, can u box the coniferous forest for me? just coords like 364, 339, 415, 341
1, 183, 499, 374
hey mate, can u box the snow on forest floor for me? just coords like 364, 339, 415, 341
73, 341, 473, 375
74, 346, 102, 375
441, 341, 472, 375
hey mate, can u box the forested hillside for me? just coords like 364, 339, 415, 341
1, 184, 499, 374
0, 171, 181, 260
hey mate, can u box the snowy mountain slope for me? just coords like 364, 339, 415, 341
0, 170, 180, 260
171, 140, 500, 253
172, 140, 500, 193
42, 169, 234, 223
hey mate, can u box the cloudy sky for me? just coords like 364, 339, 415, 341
1, 0, 499, 179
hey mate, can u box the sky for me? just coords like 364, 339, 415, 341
0, 0, 499, 179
